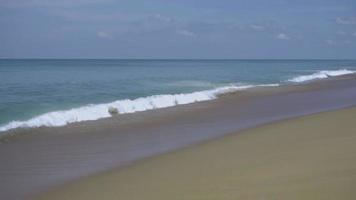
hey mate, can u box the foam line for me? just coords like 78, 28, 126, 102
0, 84, 278, 132
288, 69, 354, 83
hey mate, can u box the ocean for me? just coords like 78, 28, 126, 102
1, 59, 356, 132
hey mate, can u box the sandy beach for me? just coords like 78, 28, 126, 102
1, 74, 356, 199
2, 0, 356, 199
36, 106, 356, 200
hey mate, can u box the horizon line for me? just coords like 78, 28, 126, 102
1, 58, 356, 60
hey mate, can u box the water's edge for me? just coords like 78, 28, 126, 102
1, 73, 356, 200
0, 69, 354, 133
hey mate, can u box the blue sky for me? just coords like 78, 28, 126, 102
0, 0, 355, 59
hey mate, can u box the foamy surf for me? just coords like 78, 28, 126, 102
1, 68, 354, 133
0, 84, 278, 132
288, 69, 355, 83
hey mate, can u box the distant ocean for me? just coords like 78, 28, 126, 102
1, 59, 356, 132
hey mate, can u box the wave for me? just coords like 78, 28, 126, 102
1, 68, 353, 133
165, 80, 219, 88
0, 83, 279, 132
288, 69, 355, 83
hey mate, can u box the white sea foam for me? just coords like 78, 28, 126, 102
0, 84, 279, 132
288, 69, 355, 83
2, 68, 353, 133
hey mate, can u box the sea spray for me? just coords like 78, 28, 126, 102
0, 84, 278, 132
288, 69, 355, 83
0, 66, 355, 133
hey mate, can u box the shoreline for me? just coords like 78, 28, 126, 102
1, 73, 355, 139
37, 106, 356, 200
0, 74, 356, 199
0, 69, 354, 134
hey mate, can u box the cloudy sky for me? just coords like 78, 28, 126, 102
0, 0, 355, 59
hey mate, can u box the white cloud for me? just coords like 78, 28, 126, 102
336, 30, 347, 35
336, 17, 356, 25
97, 31, 113, 39
326, 39, 335, 45
276, 33, 290, 40
326, 39, 351, 46
54, 10, 128, 22
152, 14, 172, 23
353, 32, 356, 37
177, 30, 196, 37
250, 24, 265, 31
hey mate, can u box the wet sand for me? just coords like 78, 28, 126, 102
37, 107, 356, 200
1, 74, 356, 199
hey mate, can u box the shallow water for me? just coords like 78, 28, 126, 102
1, 59, 356, 131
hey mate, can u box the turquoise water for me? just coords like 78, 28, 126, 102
1, 59, 356, 131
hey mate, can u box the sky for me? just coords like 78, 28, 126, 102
0, 0, 355, 59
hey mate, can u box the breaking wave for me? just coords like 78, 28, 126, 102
0, 84, 278, 132
288, 69, 355, 83
1, 68, 354, 133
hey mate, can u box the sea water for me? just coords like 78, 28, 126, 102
1, 59, 355, 132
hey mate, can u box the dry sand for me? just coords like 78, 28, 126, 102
1, 74, 356, 200
37, 107, 356, 200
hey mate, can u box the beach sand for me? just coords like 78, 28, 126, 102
37, 107, 356, 200
1, 74, 356, 199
